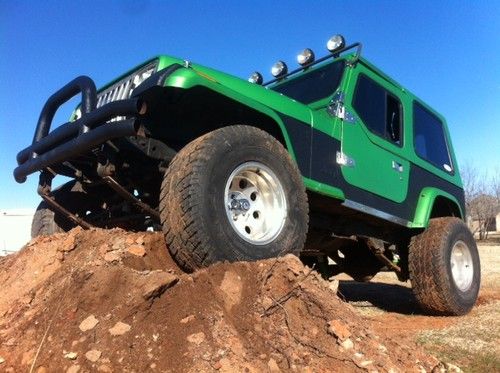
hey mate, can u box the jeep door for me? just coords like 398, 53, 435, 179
339, 65, 410, 204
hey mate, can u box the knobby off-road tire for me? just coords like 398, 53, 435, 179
31, 181, 97, 237
159, 125, 309, 272
409, 217, 480, 315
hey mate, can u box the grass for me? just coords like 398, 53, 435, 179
417, 301, 500, 373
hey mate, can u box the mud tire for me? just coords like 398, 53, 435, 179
409, 217, 480, 315
159, 125, 309, 272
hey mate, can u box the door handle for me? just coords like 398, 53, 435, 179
392, 161, 404, 173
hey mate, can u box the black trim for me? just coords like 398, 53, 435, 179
278, 114, 465, 225
277, 114, 312, 178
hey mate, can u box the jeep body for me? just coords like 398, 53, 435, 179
15, 36, 478, 315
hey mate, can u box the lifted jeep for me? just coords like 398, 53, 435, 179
14, 35, 480, 315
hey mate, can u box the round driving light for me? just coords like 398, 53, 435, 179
271, 60, 288, 78
327, 34, 346, 53
297, 48, 315, 66
248, 71, 263, 85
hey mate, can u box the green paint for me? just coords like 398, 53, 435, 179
98, 50, 464, 228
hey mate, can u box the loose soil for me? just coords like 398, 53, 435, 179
0, 228, 456, 372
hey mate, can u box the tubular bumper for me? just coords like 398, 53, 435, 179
14, 76, 146, 183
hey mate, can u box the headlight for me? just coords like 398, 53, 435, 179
297, 48, 315, 66
327, 34, 346, 53
248, 72, 263, 85
271, 60, 288, 78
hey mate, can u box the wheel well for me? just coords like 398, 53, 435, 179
430, 196, 462, 219
141, 86, 288, 152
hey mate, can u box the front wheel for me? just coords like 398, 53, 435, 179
159, 125, 309, 272
409, 217, 480, 315
31, 181, 92, 237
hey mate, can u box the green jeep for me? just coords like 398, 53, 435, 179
14, 35, 480, 315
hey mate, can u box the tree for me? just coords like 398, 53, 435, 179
461, 163, 500, 240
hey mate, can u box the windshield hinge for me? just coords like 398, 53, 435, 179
327, 91, 356, 123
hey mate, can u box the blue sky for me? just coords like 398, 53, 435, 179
1, 0, 499, 209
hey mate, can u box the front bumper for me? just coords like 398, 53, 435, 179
14, 64, 182, 183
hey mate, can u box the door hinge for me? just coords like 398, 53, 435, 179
327, 91, 356, 123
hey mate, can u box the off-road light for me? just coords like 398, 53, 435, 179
271, 60, 288, 78
248, 71, 263, 85
297, 48, 315, 66
327, 34, 346, 53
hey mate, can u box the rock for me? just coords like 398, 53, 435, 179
212, 361, 222, 370
219, 271, 243, 311
267, 358, 281, 372
142, 271, 178, 300
327, 319, 351, 341
360, 360, 373, 367
79, 315, 99, 332
186, 332, 205, 345
59, 235, 76, 252
97, 365, 112, 372
180, 315, 195, 324
109, 321, 131, 336
340, 338, 354, 350
64, 352, 78, 360
85, 349, 102, 362
127, 245, 146, 257
261, 296, 273, 310
152, 333, 160, 341
104, 251, 121, 263
66, 365, 80, 373
112, 238, 125, 250
328, 279, 339, 294
0, 357, 4, 364
36, 367, 48, 373
378, 344, 387, 353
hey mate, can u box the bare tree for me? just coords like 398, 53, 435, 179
461, 162, 500, 239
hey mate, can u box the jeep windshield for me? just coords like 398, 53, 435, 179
270, 60, 345, 104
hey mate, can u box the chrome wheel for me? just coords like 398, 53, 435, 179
224, 162, 287, 245
450, 240, 474, 292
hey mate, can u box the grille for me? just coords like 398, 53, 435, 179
97, 61, 157, 108
73, 60, 158, 121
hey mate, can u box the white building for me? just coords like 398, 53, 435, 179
0, 209, 35, 255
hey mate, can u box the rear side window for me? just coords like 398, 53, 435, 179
413, 102, 453, 172
352, 74, 402, 145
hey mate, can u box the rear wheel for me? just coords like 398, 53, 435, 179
159, 125, 309, 272
409, 217, 480, 315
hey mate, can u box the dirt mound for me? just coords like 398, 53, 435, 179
0, 228, 448, 372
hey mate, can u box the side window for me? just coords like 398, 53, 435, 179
352, 74, 403, 145
413, 102, 453, 172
